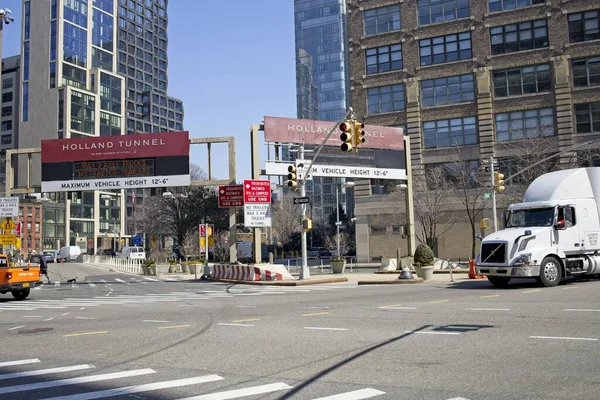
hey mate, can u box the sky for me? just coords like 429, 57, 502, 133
1, 0, 297, 182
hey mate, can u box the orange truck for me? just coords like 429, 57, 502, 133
0, 255, 41, 300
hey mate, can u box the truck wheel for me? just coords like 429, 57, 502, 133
539, 257, 562, 287
12, 289, 30, 301
487, 276, 511, 287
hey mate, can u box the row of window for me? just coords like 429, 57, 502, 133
367, 55, 599, 114
364, 1, 545, 36
364, 10, 599, 69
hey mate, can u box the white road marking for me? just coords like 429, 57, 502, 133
7, 325, 24, 331
115, 278, 131, 285
0, 368, 155, 395
307, 306, 330, 309
43, 318, 55, 321
312, 388, 386, 399
143, 277, 159, 281
100, 279, 106, 282
79, 307, 85, 310
23, 315, 45, 318
0, 364, 94, 381
54, 282, 60, 287
234, 306, 257, 308
446, 398, 471, 400
43, 375, 224, 400
0, 359, 40, 367
564, 309, 600, 312
530, 335, 598, 341
75, 317, 97, 320
177, 382, 292, 400
380, 306, 417, 310
62, 313, 70, 316
304, 327, 348, 331
87, 283, 96, 287
217, 323, 255, 327
405, 330, 461, 335
466, 308, 510, 311
143, 320, 170, 323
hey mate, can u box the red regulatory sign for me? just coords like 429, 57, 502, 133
218, 185, 244, 208
243, 180, 271, 203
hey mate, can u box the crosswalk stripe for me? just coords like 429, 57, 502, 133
312, 388, 386, 399
54, 282, 60, 287
177, 382, 293, 400
0, 359, 40, 368
143, 277, 158, 281
0, 368, 155, 395
0, 364, 94, 381
115, 278, 131, 285
41, 374, 224, 400
87, 283, 96, 287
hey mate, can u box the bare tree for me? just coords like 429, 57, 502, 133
271, 193, 302, 245
182, 228, 199, 260
325, 232, 350, 258
212, 230, 230, 263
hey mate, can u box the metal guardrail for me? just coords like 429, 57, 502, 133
82, 255, 143, 275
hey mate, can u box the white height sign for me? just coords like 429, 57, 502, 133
265, 162, 406, 180
244, 204, 272, 227
0, 197, 19, 217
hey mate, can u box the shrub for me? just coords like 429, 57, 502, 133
413, 243, 434, 267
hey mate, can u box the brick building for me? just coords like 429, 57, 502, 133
19, 202, 43, 256
347, 0, 600, 260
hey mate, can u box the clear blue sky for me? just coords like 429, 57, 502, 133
1, 0, 297, 182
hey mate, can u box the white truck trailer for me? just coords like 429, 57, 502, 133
476, 167, 600, 287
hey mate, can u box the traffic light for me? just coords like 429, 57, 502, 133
302, 217, 312, 232
287, 165, 298, 189
339, 120, 353, 152
353, 121, 365, 149
494, 172, 505, 193
480, 218, 490, 230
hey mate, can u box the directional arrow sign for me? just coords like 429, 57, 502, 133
293, 197, 310, 205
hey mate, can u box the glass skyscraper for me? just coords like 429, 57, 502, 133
293, 0, 351, 222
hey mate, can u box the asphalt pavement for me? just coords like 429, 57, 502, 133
1, 262, 599, 399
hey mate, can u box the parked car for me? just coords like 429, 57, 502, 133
42, 251, 55, 263
98, 249, 117, 257
57, 246, 82, 263
29, 254, 42, 264
121, 246, 146, 261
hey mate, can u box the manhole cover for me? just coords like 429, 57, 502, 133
18, 328, 54, 334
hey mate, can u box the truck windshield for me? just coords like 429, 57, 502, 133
506, 208, 554, 228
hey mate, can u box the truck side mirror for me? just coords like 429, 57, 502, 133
555, 220, 566, 230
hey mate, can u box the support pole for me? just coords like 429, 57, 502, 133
336, 180, 340, 257
404, 136, 416, 256
299, 144, 309, 279
491, 156, 498, 232
250, 124, 262, 265
228, 137, 237, 263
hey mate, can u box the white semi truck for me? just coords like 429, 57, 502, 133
476, 167, 600, 287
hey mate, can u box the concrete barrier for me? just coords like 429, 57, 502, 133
212, 263, 294, 281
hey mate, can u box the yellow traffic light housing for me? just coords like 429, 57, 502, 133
353, 121, 365, 149
339, 121, 353, 152
494, 172, 505, 193
480, 218, 490, 230
287, 165, 298, 189
302, 217, 312, 232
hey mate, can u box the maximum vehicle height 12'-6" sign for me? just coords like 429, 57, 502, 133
243, 179, 271, 227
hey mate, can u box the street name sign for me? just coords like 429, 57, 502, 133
218, 185, 244, 208
0, 197, 19, 217
265, 162, 406, 180
243, 179, 271, 203
294, 197, 310, 205
244, 204, 272, 227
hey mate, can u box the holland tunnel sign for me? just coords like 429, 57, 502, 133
41, 131, 191, 192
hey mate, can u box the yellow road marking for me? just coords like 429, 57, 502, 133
157, 325, 190, 329
63, 331, 109, 337
429, 300, 450, 304
302, 312, 329, 317
480, 295, 500, 298
562, 286, 578, 290
523, 289, 542, 294
231, 318, 260, 323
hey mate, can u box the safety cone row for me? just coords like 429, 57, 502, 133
468, 259, 485, 279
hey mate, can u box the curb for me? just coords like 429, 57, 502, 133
209, 277, 349, 286
358, 278, 424, 285
374, 270, 469, 275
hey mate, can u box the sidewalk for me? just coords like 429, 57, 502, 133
157, 269, 473, 286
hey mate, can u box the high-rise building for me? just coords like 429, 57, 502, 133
17, 0, 126, 253
1, 55, 20, 183
293, 0, 352, 223
347, 0, 600, 260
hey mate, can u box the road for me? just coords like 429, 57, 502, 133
1, 263, 600, 399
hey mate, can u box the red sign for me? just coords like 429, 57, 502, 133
13, 222, 21, 236
218, 185, 244, 208
41, 131, 190, 163
263, 116, 404, 151
199, 224, 214, 236
199, 224, 205, 237
243, 180, 271, 203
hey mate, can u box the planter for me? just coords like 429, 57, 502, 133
414, 265, 434, 281
188, 264, 197, 274
147, 264, 156, 276
331, 260, 346, 274
168, 265, 177, 273
181, 263, 190, 274
141, 265, 149, 275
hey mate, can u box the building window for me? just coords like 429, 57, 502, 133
488, 0, 545, 13
367, 84, 405, 114
50, 21, 57, 61
70, 91, 96, 134
1, 106, 12, 117
24, 2, 30, 40
568, 10, 600, 43
419, 32, 472, 66
50, 62, 57, 88
421, 73, 474, 107
364, 5, 401, 35
93, 0, 114, 14
62, 64, 87, 88
495, 108, 555, 141
492, 64, 551, 97
575, 102, 600, 133
92, 9, 114, 52
22, 83, 28, 122
2, 78, 13, 90
491, 19, 548, 55
64, 0, 89, 28
92, 47, 114, 71
63, 23, 88, 68
371, 226, 386, 234
423, 116, 477, 149
23, 42, 30, 81
1, 135, 11, 145
417, 0, 470, 26
2, 93, 12, 103
1, 121, 12, 131
366, 44, 402, 74
572, 56, 600, 88
425, 161, 480, 189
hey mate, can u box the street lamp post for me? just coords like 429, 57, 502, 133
335, 180, 355, 257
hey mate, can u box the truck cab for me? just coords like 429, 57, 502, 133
0, 254, 41, 300
477, 168, 600, 287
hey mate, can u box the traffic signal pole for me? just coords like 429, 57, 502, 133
298, 144, 309, 280
490, 156, 498, 232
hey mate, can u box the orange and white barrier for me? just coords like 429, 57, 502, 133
212, 264, 292, 281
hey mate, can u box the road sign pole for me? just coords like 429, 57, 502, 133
491, 156, 498, 232
299, 144, 309, 280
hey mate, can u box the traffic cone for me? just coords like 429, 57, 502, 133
468, 259, 485, 279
